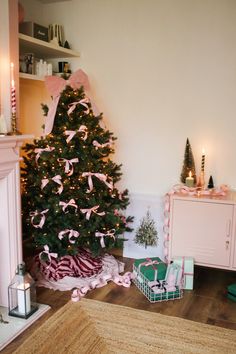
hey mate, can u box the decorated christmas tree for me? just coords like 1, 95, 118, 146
134, 209, 158, 248
180, 138, 196, 184
21, 70, 133, 263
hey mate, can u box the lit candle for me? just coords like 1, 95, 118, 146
17, 282, 31, 314
10, 63, 16, 115
185, 171, 194, 188
201, 148, 205, 172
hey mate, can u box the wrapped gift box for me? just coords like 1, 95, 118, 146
172, 256, 194, 290
227, 283, 236, 302
133, 257, 167, 282
149, 287, 182, 302
133, 269, 183, 303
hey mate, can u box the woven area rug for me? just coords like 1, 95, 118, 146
14, 299, 236, 354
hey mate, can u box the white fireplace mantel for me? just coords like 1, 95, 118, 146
0, 134, 33, 307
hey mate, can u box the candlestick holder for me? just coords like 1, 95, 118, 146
7, 113, 22, 135
196, 171, 205, 189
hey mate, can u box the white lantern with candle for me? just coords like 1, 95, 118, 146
8, 263, 38, 319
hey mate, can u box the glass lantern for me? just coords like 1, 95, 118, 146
8, 263, 38, 319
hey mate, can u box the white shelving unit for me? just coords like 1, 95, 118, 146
19, 33, 80, 81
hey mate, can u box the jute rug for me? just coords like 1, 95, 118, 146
14, 299, 236, 354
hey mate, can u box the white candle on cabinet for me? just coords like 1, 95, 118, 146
185, 171, 194, 187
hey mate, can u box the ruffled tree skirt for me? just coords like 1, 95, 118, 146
32, 251, 133, 301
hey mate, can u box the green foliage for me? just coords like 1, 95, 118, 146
134, 209, 158, 248
21, 84, 133, 258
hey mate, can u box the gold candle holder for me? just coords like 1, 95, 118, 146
7, 113, 22, 135
196, 171, 205, 189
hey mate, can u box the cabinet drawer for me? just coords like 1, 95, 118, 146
170, 199, 233, 268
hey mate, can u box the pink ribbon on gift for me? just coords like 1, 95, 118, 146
35, 146, 55, 164
39, 245, 58, 268
44, 69, 99, 135
58, 229, 80, 244
82, 172, 113, 193
138, 258, 160, 282
64, 125, 88, 143
95, 229, 116, 248
57, 158, 79, 176
67, 97, 90, 115
41, 175, 63, 194
80, 205, 105, 220
30, 209, 49, 228
59, 198, 78, 213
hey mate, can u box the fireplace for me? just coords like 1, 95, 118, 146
0, 135, 50, 351
0, 135, 31, 307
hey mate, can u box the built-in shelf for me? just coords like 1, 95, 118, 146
19, 33, 80, 59
19, 72, 45, 81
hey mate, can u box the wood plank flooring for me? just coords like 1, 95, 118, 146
2, 256, 236, 353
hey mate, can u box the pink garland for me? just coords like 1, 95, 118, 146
163, 184, 229, 262
71, 271, 135, 302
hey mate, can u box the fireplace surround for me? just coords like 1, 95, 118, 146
0, 135, 32, 307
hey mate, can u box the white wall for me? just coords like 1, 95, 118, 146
20, 0, 236, 258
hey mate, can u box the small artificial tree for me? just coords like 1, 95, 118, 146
134, 209, 158, 248
21, 70, 133, 261
180, 138, 196, 184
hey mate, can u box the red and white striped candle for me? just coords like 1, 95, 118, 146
10, 63, 16, 115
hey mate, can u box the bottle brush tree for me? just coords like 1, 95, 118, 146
134, 209, 158, 248
180, 138, 196, 184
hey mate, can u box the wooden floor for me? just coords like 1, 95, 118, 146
2, 256, 236, 353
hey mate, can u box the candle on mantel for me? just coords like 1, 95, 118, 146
201, 148, 205, 172
10, 62, 16, 115
185, 170, 194, 188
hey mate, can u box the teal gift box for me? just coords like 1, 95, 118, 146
172, 256, 194, 290
227, 283, 236, 302
133, 257, 167, 282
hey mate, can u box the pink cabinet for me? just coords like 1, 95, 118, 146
169, 193, 236, 271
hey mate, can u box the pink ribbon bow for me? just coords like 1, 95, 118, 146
58, 229, 80, 244
44, 69, 99, 135
39, 245, 58, 268
30, 209, 49, 228
41, 175, 63, 194
64, 125, 88, 143
95, 229, 116, 248
80, 205, 105, 220
59, 198, 78, 213
57, 158, 79, 176
67, 97, 90, 115
82, 172, 113, 193
92, 139, 113, 150
35, 146, 55, 164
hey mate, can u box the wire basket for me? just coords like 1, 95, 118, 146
133, 264, 183, 303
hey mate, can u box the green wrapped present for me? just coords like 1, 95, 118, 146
227, 283, 236, 302
133, 257, 167, 282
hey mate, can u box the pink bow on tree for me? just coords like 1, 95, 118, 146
44, 69, 99, 135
